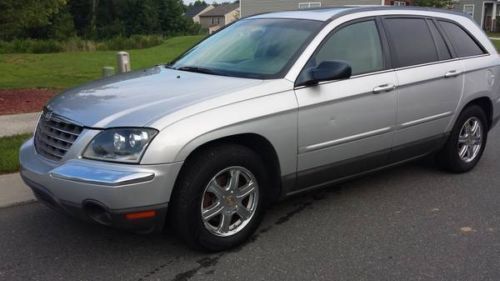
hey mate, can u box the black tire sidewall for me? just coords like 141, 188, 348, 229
440, 105, 488, 172
171, 144, 269, 251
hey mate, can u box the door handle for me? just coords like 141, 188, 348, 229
444, 70, 461, 78
373, 84, 396, 94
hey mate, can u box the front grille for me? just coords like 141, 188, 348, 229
34, 110, 83, 161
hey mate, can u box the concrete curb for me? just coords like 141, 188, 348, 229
0, 112, 40, 137
0, 173, 36, 208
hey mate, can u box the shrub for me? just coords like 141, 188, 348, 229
0, 39, 63, 53
0, 35, 164, 54
31, 40, 64, 53
96, 35, 164, 51
61, 37, 96, 52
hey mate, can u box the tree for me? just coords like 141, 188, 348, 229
415, 0, 451, 8
0, 0, 68, 40
48, 6, 77, 40
188, 0, 208, 8
157, 0, 189, 35
95, 0, 124, 39
68, 0, 91, 37
90, 0, 99, 37
123, 0, 161, 36
1, 0, 202, 41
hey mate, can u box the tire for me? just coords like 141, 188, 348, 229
437, 105, 488, 173
169, 144, 269, 251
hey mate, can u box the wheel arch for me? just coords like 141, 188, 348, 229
461, 97, 493, 130
174, 133, 283, 203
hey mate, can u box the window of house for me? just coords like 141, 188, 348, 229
438, 20, 485, 57
384, 18, 439, 67
211, 17, 221, 25
306, 20, 384, 76
463, 4, 474, 18
393, 1, 407, 6
298, 2, 322, 9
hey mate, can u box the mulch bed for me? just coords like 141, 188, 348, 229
0, 89, 58, 115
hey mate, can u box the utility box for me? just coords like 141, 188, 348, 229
116, 51, 131, 73
102, 66, 114, 77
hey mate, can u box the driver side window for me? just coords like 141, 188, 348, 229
308, 20, 384, 76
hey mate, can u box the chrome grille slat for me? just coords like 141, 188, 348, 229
46, 124, 81, 136
34, 110, 83, 161
37, 137, 70, 152
36, 142, 66, 158
39, 125, 78, 143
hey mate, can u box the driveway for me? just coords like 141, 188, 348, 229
1, 125, 500, 281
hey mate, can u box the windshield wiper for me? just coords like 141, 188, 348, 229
175, 66, 218, 75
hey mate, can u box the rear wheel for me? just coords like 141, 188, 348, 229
170, 144, 268, 251
437, 105, 488, 173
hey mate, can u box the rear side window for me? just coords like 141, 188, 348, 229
384, 18, 439, 67
427, 20, 451, 60
438, 21, 485, 58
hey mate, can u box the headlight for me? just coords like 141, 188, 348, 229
83, 128, 158, 163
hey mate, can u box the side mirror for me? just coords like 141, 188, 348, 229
301, 60, 352, 86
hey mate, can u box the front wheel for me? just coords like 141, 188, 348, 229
170, 144, 268, 251
437, 105, 488, 173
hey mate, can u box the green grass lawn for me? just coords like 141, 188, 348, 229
0, 35, 204, 89
0, 35, 203, 174
491, 39, 500, 51
487, 32, 500, 37
0, 134, 32, 174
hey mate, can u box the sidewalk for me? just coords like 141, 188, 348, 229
0, 112, 40, 137
0, 173, 36, 208
0, 112, 40, 208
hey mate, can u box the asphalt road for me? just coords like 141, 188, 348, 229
1, 125, 500, 281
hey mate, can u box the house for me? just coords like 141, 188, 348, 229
384, 0, 415, 5
452, 0, 497, 32
239, 0, 493, 32
185, 4, 215, 24
199, 3, 241, 34
240, 0, 388, 17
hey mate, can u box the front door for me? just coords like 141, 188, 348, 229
294, 19, 398, 191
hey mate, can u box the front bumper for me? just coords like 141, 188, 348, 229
19, 138, 183, 232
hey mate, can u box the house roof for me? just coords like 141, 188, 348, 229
185, 5, 210, 18
200, 3, 239, 17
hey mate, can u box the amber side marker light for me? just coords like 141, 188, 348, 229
125, 210, 157, 220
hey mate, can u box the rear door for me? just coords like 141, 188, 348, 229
382, 17, 464, 162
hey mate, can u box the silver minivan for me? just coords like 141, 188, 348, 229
20, 7, 500, 251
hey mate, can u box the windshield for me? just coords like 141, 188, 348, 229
170, 18, 323, 79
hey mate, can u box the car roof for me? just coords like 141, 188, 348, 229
248, 6, 465, 22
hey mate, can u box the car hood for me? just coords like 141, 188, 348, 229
47, 66, 265, 128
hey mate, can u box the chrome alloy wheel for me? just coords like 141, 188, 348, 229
457, 117, 483, 163
200, 166, 259, 237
